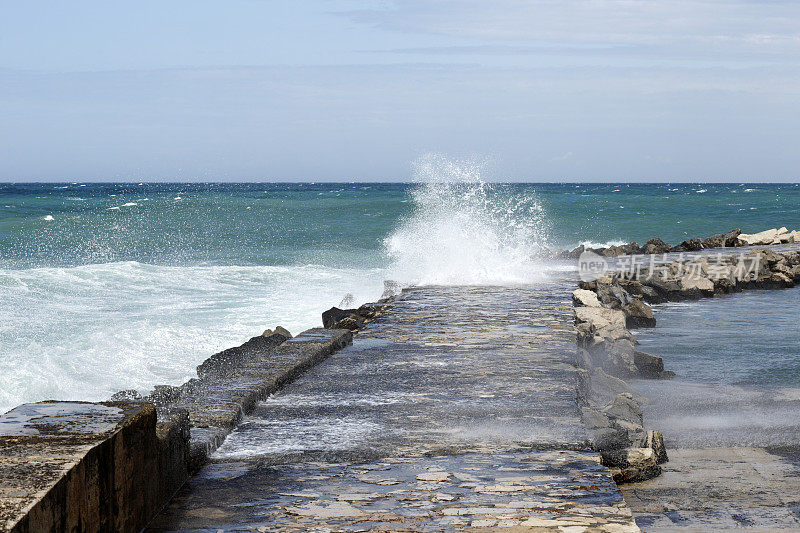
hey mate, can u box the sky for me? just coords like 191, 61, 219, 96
0, 0, 799, 182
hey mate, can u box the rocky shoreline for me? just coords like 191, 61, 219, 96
573, 235, 800, 485
553, 226, 800, 259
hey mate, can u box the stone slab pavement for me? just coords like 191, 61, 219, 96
148, 282, 638, 531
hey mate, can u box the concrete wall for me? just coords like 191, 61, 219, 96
0, 401, 189, 533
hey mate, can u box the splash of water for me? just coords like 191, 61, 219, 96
384, 154, 551, 286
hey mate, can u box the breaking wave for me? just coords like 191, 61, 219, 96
384, 154, 551, 285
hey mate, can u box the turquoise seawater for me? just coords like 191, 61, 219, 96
1, 180, 799, 412
2, 182, 800, 269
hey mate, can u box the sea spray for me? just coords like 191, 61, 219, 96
384, 154, 551, 286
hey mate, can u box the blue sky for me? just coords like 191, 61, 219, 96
1, 0, 799, 181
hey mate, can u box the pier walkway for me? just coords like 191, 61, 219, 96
148, 282, 637, 531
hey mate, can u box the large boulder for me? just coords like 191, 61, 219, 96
633, 350, 666, 378
622, 299, 656, 328
572, 289, 601, 307
670, 238, 704, 253
575, 306, 629, 337
738, 228, 780, 246
322, 307, 358, 328
595, 281, 633, 309
724, 228, 742, 247
602, 393, 643, 426
617, 279, 664, 304
702, 233, 726, 249
639, 238, 671, 255
603, 447, 662, 483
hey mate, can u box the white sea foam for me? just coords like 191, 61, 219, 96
0, 261, 386, 413
384, 154, 551, 286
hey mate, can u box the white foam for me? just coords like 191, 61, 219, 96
0, 261, 386, 413
384, 153, 551, 286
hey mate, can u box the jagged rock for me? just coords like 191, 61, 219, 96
634, 350, 664, 378
724, 228, 742, 247
602, 393, 643, 426
678, 275, 715, 298
263, 326, 292, 339
332, 315, 366, 331
615, 419, 647, 447
617, 279, 664, 304
738, 228, 781, 246
575, 306, 628, 333
587, 367, 638, 407
639, 238, 671, 255
670, 238, 704, 253
601, 245, 625, 257
645, 430, 669, 464
322, 307, 359, 328
702, 233, 726, 249
572, 289, 601, 307
593, 427, 631, 451
595, 281, 633, 309
603, 447, 662, 483
568, 244, 585, 259
581, 406, 611, 430
622, 299, 656, 328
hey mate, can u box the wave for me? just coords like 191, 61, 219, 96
384, 154, 551, 286
0, 261, 386, 413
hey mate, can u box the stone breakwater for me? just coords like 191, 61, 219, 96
0, 296, 394, 532
572, 243, 800, 486
553, 226, 800, 259
148, 284, 640, 531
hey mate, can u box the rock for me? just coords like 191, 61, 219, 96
568, 244, 585, 259
572, 289, 601, 307
581, 406, 611, 429
617, 279, 664, 304
592, 426, 630, 451
615, 419, 647, 448
724, 228, 742, 247
702, 233, 726, 249
263, 326, 292, 339
633, 350, 664, 378
738, 228, 780, 246
602, 393, 643, 426
332, 315, 365, 331
587, 367, 638, 407
575, 306, 628, 333
601, 245, 625, 257
603, 447, 662, 483
670, 238, 704, 253
322, 307, 359, 328
787, 230, 800, 243
273, 326, 292, 338
645, 430, 669, 464
678, 274, 715, 298
622, 299, 656, 328
639, 238, 671, 255
595, 281, 633, 309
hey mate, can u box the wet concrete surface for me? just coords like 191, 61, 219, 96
621, 447, 800, 531
148, 282, 638, 531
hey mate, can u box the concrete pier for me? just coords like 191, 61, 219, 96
149, 283, 638, 531
0, 401, 188, 533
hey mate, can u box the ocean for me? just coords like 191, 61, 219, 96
2, 178, 800, 413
